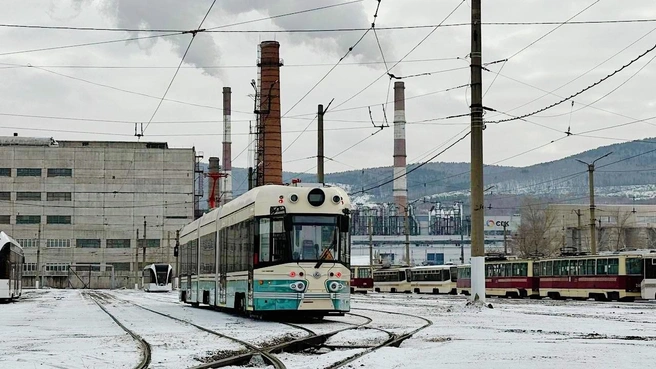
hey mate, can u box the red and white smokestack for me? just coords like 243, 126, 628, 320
393, 81, 408, 210
222, 87, 232, 204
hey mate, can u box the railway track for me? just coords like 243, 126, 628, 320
101, 290, 432, 368
324, 308, 433, 369
85, 291, 152, 369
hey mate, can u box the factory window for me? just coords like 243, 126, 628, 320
15, 239, 38, 248
16, 215, 41, 224
47, 168, 72, 177
0, 192, 10, 201
0, 168, 10, 177
47, 239, 71, 248
45, 263, 69, 273
76, 239, 101, 248
16, 192, 42, 201
47, 192, 72, 201
0, 215, 9, 224
106, 239, 131, 248
165, 216, 189, 219
106, 262, 131, 272
23, 263, 37, 272
137, 239, 161, 248
17, 168, 42, 177
47, 215, 71, 224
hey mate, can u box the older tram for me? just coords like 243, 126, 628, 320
179, 184, 351, 318
0, 232, 24, 301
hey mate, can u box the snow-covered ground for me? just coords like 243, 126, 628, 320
1, 289, 655, 368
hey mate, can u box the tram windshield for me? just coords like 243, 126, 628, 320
290, 216, 347, 263
256, 215, 349, 265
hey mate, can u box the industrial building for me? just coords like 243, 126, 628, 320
0, 135, 195, 288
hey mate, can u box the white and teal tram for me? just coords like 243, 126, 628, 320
0, 231, 24, 301
178, 184, 352, 318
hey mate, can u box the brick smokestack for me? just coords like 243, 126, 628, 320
258, 41, 283, 185
393, 81, 408, 210
221, 87, 232, 204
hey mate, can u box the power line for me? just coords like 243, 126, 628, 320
351, 130, 471, 195
2, 57, 462, 70
142, 0, 217, 134
487, 41, 656, 124
330, 0, 466, 112
483, 0, 600, 97
205, 0, 365, 31
281, 0, 381, 117
0, 32, 184, 57
5, 18, 656, 33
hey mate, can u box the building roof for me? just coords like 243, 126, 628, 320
0, 136, 173, 149
0, 136, 58, 147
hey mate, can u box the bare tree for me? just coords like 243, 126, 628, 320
512, 198, 562, 258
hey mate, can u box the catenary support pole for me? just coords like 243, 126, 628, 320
469, 0, 485, 302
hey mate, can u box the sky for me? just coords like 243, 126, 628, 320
1, 0, 655, 185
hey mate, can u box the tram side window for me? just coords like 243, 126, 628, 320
179, 243, 188, 276
271, 219, 287, 262
190, 239, 198, 275
585, 259, 595, 275
645, 258, 656, 279
626, 258, 643, 275
450, 267, 457, 282
504, 264, 512, 277
607, 258, 619, 275
199, 232, 216, 274
513, 263, 528, 277
597, 258, 608, 275
357, 268, 371, 279
259, 219, 270, 263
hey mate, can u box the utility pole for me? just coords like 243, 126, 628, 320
36, 224, 41, 289
135, 228, 139, 289
368, 217, 373, 273
404, 205, 411, 266
503, 223, 508, 255
573, 209, 583, 251
317, 104, 325, 183
142, 218, 147, 270
175, 230, 180, 290
469, 0, 485, 302
576, 152, 612, 255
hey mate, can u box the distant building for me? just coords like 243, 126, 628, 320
0, 136, 195, 288
546, 204, 656, 252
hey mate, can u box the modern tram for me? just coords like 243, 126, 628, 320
178, 184, 352, 318
142, 263, 173, 292
0, 232, 24, 302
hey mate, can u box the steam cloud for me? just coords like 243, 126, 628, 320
86, 0, 389, 77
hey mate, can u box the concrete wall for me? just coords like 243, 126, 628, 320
0, 139, 194, 288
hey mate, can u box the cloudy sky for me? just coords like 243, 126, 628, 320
1, 0, 655, 188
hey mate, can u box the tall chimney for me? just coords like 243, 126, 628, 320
257, 41, 283, 185
222, 87, 233, 203
393, 81, 408, 210
208, 157, 220, 209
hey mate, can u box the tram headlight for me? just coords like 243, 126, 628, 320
328, 281, 344, 292
289, 281, 306, 292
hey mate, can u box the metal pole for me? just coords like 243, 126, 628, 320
576, 152, 611, 255
175, 229, 180, 290
503, 223, 508, 255
318, 104, 324, 183
36, 224, 41, 289
142, 218, 147, 271
469, 0, 485, 302
135, 228, 139, 287
587, 164, 597, 255
368, 217, 373, 269
404, 206, 410, 266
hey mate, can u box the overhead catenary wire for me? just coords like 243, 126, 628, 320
330, 0, 467, 112
142, 0, 217, 134
487, 41, 656, 124
5, 18, 656, 33
483, 0, 601, 97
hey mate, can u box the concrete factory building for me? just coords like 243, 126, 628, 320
0, 136, 195, 288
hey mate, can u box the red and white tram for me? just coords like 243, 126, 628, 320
457, 257, 538, 298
